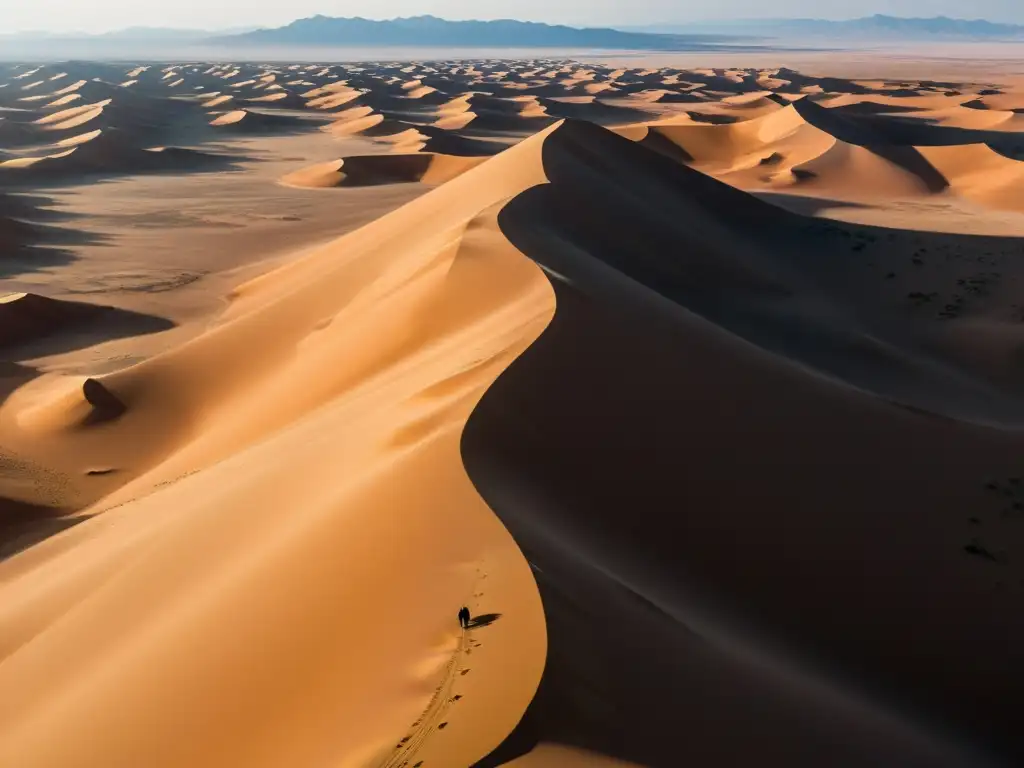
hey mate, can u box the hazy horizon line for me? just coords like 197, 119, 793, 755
6, 12, 1022, 38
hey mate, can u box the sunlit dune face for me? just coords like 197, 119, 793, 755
1, 55, 1024, 768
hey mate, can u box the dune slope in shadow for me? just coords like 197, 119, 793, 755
463, 121, 1024, 767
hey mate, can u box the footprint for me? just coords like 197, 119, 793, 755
438, 722, 448, 730
452, 694, 463, 702
460, 669, 470, 676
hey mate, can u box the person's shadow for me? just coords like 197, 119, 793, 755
467, 613, 501, 629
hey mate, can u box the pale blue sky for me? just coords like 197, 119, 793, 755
6, 1, 1024, 34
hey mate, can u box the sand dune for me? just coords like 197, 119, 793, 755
281, 153, 486, 188
0, 120, 558, 768
201, 93, 235, 109
634, 104, 834, 174
384, 126, 502, 156
323, 111, 389, 136
918, 143, 1024, 209
305, 90, 362, 111
327, 104, 376, 122
0, 292, 85, 349
787, 139, 948, 195
624, 88, 709, 105
243, 91, 309, 110
604, 92, 1024, 211
435, 108, 554, 134
34, 100, 111, 131
892, 105, 1017, 130
432, 93, 557, 134
1, 128, 228, 177
209, 108, 310, 134
3, 61, 1016, 213
3, 58, 1024, 768
322, 107, 501, 155
350, 88, 452, 114
535, 98, 643, 125
463, 120, 1024, 767
0, 292, 169, 351
41, 93, 83, 108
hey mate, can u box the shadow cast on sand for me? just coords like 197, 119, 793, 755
0, 190, 109, 279
0, 361, 35, 406
467, 613, 501, 630
0, 296, 175, 357
0, 244, 81, 280
752, 192, 874, 217
467, 120, 1024, 767
0, 496, 86, 561
3, 148, 250, 190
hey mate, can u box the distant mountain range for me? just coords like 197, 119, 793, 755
216, 15, 729, 50
3, 14, 1024, 61
624, 15, 1024, 40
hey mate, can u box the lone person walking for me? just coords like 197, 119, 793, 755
458, 606, 471, 629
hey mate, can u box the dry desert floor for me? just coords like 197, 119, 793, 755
2, 55, 1024, 767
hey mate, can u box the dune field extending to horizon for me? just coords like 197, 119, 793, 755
2, 56, 1024, 767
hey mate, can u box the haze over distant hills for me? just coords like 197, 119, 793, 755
217, 15, 729, 50
0, 15, 747, 60
4, 13, 1024, 61
0, 26, 255, 41
625, 15, 1024, 40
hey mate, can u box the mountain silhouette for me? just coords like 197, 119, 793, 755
219, 15, 735, 50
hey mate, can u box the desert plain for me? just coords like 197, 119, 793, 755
1, 51, 1024, 767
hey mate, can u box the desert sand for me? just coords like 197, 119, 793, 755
2, 56, 1024, 767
